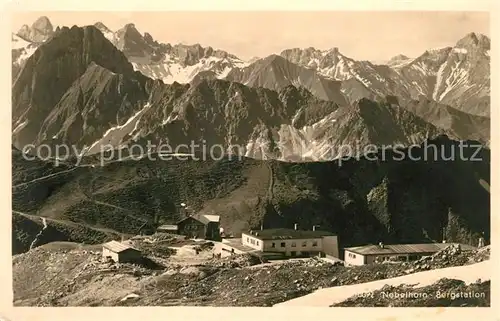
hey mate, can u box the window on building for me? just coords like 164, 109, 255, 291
271, 243, 276, 248
280, 242, 286, 247
302, 241, 307, 247
256, 241, 259, 246
291, 242, 296, 247
246, 237, 249, 243
312, 241, 318, 247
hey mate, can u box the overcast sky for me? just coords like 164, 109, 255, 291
11, 11, 490, 62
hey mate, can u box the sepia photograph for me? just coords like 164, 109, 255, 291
7, 7, 491, 310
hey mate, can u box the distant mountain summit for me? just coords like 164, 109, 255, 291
17, 16, 54, 43
11, 17, 249, 84
11, 18, 490, 117
100, 22, 249, 83
387, 54, 412, 67
456, 32, 490, 49
278, 34, 490, 116
431, 32, 490, 116
225, 54, 347, 104
13, 24, 471, 162
12, 16, 56, 80
11, 18, 490, 161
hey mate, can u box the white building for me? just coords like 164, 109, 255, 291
240, 226, 339, 259
344, 242, 477, 266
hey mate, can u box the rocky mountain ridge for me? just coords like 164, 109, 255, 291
279, 32, 490, 116
13, 24, 484, 162
11, 16, 490, 118
96, 22, 250, 84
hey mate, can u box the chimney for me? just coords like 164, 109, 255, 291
379, 242, 384, 249
294, 223, 298, 230
260, 222, 263, 231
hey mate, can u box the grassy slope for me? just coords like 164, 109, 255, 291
12, 137, 490, 253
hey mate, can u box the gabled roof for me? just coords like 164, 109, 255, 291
103, 240, 139, 253
344, 243, 477, 256
177, 214, 220, 225
176, 215, 203, 225
198, 214, 220, 224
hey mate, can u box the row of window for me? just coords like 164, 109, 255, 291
346, 253, 424, 261
246, 237, 260, 246
377, 255, 421, 261
271, 240, 318, 248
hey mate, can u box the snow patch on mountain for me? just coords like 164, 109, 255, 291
453, 48, 468, 54
13, 120, 28, 135
132, 56, 249, 84
432, 63, 447, 100
11, 33, 40, 67
87, 102, 152, 154
440, 61, 470, 101
12, 34, 31, 50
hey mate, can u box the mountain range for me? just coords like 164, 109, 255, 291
10, 16, 491, 255
11, 16, 490, 161
12, 16, 490, 116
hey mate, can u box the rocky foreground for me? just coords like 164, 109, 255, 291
12, 236, 490, 307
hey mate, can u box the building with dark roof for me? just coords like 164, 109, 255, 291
240, 225, 339, 259
102, 240, 142, 263
344, 242, 477, 266
176, 214, 221, 240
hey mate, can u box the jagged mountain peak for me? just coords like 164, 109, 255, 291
94, 22, 111, 32
124, 23, 137, 30
143, 32, 156, 43
118, 23, 142, 37
262, 53, 287, 64
17, 24, 30, 35
389, 54, 410, 62
14, 24, 135, 91
324, 47, 341, 56
16, 16, 54, 43
456, 32, 490, 50
280, 47, 317, 55
32, 16, 53, 32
